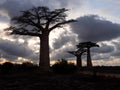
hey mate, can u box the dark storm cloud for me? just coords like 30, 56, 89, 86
69, 15, 120, 61
1, 0, 119, 63
92, 43, 114, 54
0, 39, 37, 61
90, 43, 114, 60
70, 15, 120, 42
0, 0, 83, 18
0, 39, 31, 57
0, 0, 34, 18
0, 49, 18, 61
0, 0, 56, 18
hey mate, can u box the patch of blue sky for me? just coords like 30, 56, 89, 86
88, 0, 113, 8
86, 0, 120, 21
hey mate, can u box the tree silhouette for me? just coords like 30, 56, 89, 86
5, 6, 75, 71
77, 41, 99, 67
1, 62, 14, 73
51, 58, 76, 74
68, 48, 86, 68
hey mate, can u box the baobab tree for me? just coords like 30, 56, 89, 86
77, 41, 99, 67
5, 6, 75, 71
68, 48, 86, 68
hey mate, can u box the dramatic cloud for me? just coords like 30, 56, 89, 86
0, 0, 83, 18
0, 39, 38, 62
0, 0, 120, 66
92, 43, 114, 54
69, 15, 120, 63
70, 15, 120, 42
50, 29, 78, 60
0, 0, 34, 18
52, 30, 78, 50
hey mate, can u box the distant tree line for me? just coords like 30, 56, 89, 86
0, 62, 38, 74
0, 60, 77, 74
0, 61, 120, 75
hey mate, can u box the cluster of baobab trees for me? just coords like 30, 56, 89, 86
5, 6, 99, 71
68, 41, 99, 68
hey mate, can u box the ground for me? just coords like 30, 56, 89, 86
0, 72, 120, 90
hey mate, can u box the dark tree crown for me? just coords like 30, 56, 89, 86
5, 6, 75, 37
68, 48, 86, 56
77, 41, 99, 48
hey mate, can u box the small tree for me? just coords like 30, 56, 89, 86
68, 48, 86, 68
5, 6, 75, 71
52, 59, 76, 74
77, 41, 99, 67
1, 62, 14, 73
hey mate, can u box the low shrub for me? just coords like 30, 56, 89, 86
0, 61, 39, 74
1, 62, 14, 73
51, 59, 77, 74
21, 62, 38, 72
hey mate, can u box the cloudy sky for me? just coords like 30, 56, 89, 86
0, 0, 120, 66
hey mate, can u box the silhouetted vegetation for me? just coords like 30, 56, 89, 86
51, 59, 77, 74
77, 41, 99, 67
21, 62, 38, 72
68, 48, 86, 68
0, 5, 119, 89
1, 62, 14, 74
0, 62, 39, 74
0, 61, 120, 76
5, 6, 75, 71
0, 61, 120, 89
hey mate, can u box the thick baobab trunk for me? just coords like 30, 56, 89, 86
39, 33, 50, 71
87, 48, 92, 67
76, 55, 82, 68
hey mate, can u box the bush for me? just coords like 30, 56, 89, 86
1, 62, 14, 73
21, 62, 38, 72
51, 59, 77, 74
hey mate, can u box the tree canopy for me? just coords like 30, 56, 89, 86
5, 6, 75, 71
5, 7, 75, 37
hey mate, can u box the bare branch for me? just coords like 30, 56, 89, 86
4, 26, 15, 31
11, 28, 40, 37
49, 19, 76, 31
5, 6, 75, 37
